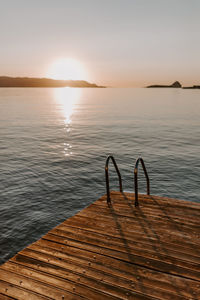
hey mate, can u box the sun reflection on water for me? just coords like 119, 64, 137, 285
53, 87, 81, 157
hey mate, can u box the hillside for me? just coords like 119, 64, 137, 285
0, 76, 105, 88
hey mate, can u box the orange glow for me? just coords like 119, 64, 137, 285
46, 58, 88, 81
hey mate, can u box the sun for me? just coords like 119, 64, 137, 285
46, 58, 88, 81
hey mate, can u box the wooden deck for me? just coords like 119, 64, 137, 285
0, 192, 200, 299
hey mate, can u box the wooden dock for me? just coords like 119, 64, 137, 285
0, 192, 200, 299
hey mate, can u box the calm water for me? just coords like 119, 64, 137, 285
0, 87, 199, 264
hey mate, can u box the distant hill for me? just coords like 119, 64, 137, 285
0, 76, 105, 88
147, 81, 182, 88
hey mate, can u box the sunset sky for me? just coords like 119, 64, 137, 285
1, 0, 200, 87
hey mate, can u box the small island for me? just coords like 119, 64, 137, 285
147, 81, 200, 89
0, 76, 105, 88
182, 85, 200, 89
147, 81, 182, 88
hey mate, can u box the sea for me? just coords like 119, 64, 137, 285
0, 87, 199, 264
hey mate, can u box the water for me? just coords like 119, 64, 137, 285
0, 87, 199, 264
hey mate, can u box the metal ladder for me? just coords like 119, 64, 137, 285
105, 155, 150, 207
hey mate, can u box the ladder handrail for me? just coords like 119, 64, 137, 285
134, 157, 150, 207
105, 155, 123, 204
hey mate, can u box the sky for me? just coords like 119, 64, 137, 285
0, 0, 200, 87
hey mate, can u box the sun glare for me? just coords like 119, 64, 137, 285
47, 58, 88, 81
54, 87, 81, 123
53, 87, 82, 157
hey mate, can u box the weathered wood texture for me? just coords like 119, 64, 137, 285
0, 192, 200, 299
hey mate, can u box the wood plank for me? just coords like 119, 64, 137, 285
0, 293, 16, 300
42, 230, 200, 281
51, 223, 200, 265
107, 192, 200, 210
0, 268, 86, 299
59, 222, 200, 259
63, 215, 199, 254
74, 208, 200, 241
91, 201, 200, 225
88, 201, 200, 225
1, 262, 119, 300
64, 216, 198, 250
0, 279, 50, 299
10, 249, 197, 300
26, 239, 200, 299
0, 192, 200, 300
4, 259, 157, 300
